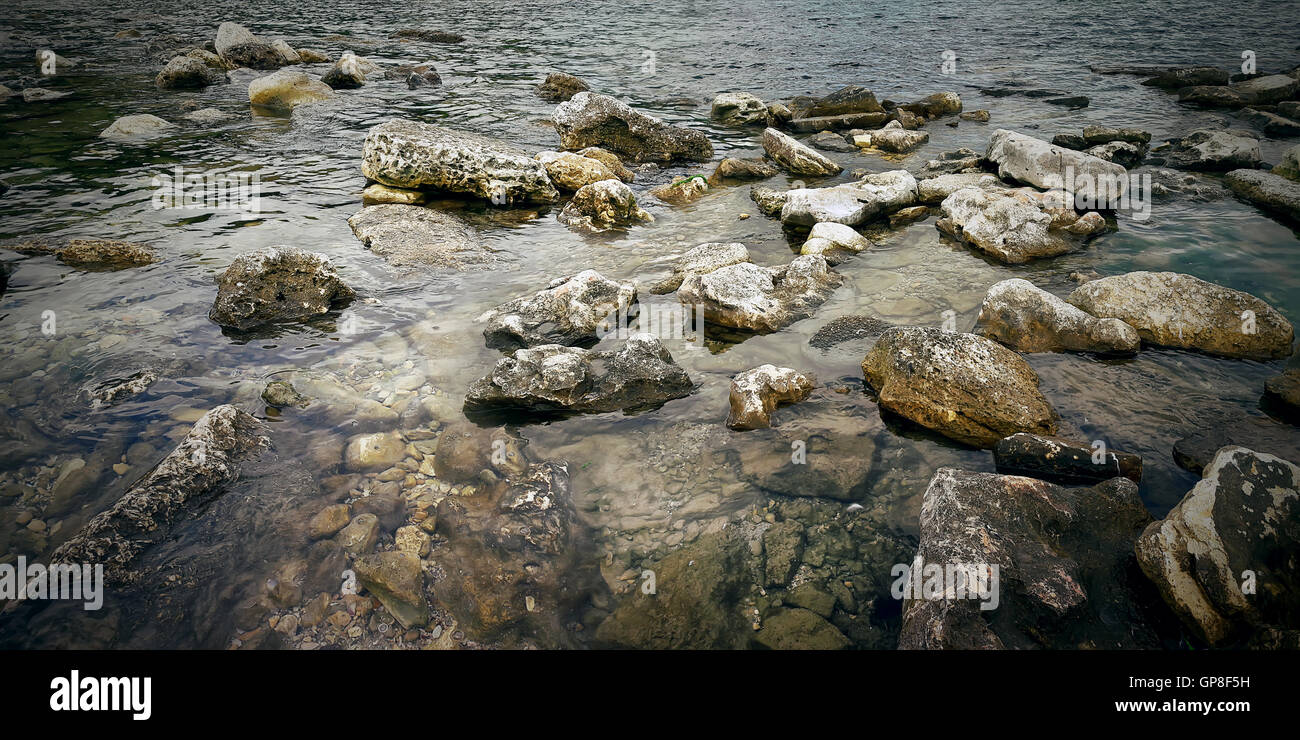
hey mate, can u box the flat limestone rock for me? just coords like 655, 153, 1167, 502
975, 278, 1140, 354
348, 204, 494, 269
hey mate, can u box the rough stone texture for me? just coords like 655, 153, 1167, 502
1163, 129, 1262, 171
479, 270, 635, 350
535, 72, 588, 102
1142, 66, 1229, 89
247, 69, 332, 110
1172, 425, 1300, 475
788, 112, 888, 132
361, 183, 425, 205
677, 255, 842, 333
463, 334, 694, 417
554, 92, 712, 163
993, 432, 1142, 484
344, 431, 406, 472
321, 51, 367, 89
808, 314, 893, 349
353, 551, 427, 629
918, 147, 985, 176
780, 170, 918, 226
899, 91, 963, 118
986, 129, 1129, 195
803, 85, 885, 117
649, 175, 711, 205
750, 185, 787, 217
557, 179, 652, 231
899, 468, 1165, 649
649, 241, 750, 295
156, 55, 227, 88
1066, 271, 1294, 360
754, 607, 850, 650
1237, 107, 1300, 137
1263, 368, 1300, 418
215, 22, 288, 69
710, 92, 768, 125
55, 239, 159, 269
763, 519, 806, 588
853, 122, 929, 153
577, 147, 635, 182
975, 278, 1140, 354
1231, 74, 1300, 105
726, 365, 815, 430
50, 406, 269, 583
347, 204, 491, 269
1177, 85, 1246, 108
208, 247, 354, 330
936, 186, 1106, 263
1275, 144, 1300, 181
362, 120, 559, 204
1224, 168, 1300, 224
917, 172, 1004, 203
862, 327, 1059, 448
1136, 447, 1300, 647
594, 528, 752, 649
534, 151, 617, 192
761, 127, 842, 176
799, 221, 872, 265
99, 114, 173, 139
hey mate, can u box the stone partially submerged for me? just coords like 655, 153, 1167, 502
247, 69, 333, 111
780, 170, 918, 226
1162, 129, 1262, 171
1066, 271, 1294, 360
726, 365, 815, 430
936, 186, 1106, 263
557, 179, 652, 231
534, 151, 618, 192
208, 247, 355, 330
761, 127, 842, 176
676, 255, 842, 333
215, 21, 288, 69
156, 55, 228, 88
348, 204, 493, 269
535, 72, 589, 102
862, 327, 1059, 448
99, 114, 174, 139
1224, 169, 1300, 224
710, 92, 768, 125
799, 221, 872, 265
985, 129, 1129, 197
975, 278, 1140, 354
362, 120, 559, 204
553, 92, 712, 163
463, 334, 694, 417
478, 270, 636, 350
899, 468, 1165, 649
1135, 447, 1300, 648
649, 241, 751, 295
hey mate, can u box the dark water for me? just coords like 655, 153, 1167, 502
1, 0, 1298, 648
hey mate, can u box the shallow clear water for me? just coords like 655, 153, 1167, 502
1, 0, 1298, 648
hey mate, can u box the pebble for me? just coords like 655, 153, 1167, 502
112, 463, 129, 476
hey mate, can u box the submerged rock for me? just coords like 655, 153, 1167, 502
649, 175, 711, 205
99, 114, 174, 139
247, 69, 332, 110
362, 120, 559, 204
808, 314, 893, 349
1142, 65, 1229, 89
553, 92, 712, 163
558, 179, 652, 231
208, 246, 355, 330
463, 334, 694, 417
761, 127, 842, 176
1162, 129, 1261, 171
899, 468, 1164, 649
726, 365, 815, 430
755, 607, 850, 650
780, 170, 918, 226
1136, 447, 1300, 647
348, 204, 491, 269
975, 278, 1140, 354
479, 270, 635, 350
361, 183, 425, 205
1066, 271, 1294, 360
677, 255, 842, 333
799, 221, 872, 265
862, 327, 1059, 448
936, 186, 1106, 263
535, 71, 588, 102
156, 55, 228, 88
353, 551, 427, 629
807, 130, 857, 152
649, 241, 751, 295
993, 432, 1142, 484
1224, 168, 1300, 223
710, 92, 768, 125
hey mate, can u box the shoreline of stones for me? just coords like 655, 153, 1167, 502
3, 22, 1299, 650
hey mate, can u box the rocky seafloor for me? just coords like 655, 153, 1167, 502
1, 13, 1299, 651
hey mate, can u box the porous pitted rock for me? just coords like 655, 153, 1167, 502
1135, 447, 1300, 647
808, 315, 893, 349
1066, 271, 1294, 360
677, 255, 842, 333
478, 270, 636, 350
344, 431, 406, 472
649, 241, 751, 295
348, 204, 491, 269
917, 172, 1004, 203
761, 127, 842, 176
861, 327, 1059, 448
799, 221, 872, 265
975, 278, 1140, 354
50, 405, 269, 584
361, 120, 559, 204
557, 179, 652, 231
986, 129, 1129, 195
1275, 144, 1300, 181
899, 468, 1164, 649
535, 71, 588, 102
993, 432, 1142, 484
726, 365, 815, 430
261, 380, 309, 409
1163, 129, 1262, 171
711, 157, 780, 182
853, 121, 929, 153
99, 114, 174, 139
353, 551, 428, 629
936, 186, 1106, 263
247, 69, 332, 110
1142, 65, 1229, 89
156, 55, 228, 88
899, 91, 962, 118
553, 92, 712, 163
803, 85, 885, 117
649, 175, 711, 205
780, 170, 918, 226
361, 183, 425, 205
711, 92, 768, 125
463, 334, 694, 417
54, 239, 159, 269
576, 147, 635, 182
208, 247, 355, 330
534, 151, 618, 192
1224, 169, 1300, 224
